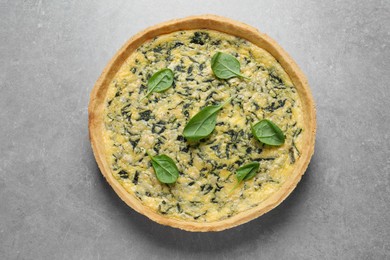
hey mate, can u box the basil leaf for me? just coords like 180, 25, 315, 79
236, 162, 260, 183
140, 68, 174, 100
211, 52, 249, 79
147, 152, 179, 184
251, 119, 285, 146
230, 162, 260, 192
183, 97, 232, 141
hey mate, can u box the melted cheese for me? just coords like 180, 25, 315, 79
102, 30, 304, 222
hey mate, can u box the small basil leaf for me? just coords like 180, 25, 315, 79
230, 162, 260, 192
183, 97, 232, 141
211, 52, 249, 80
236, 162, 260, 183
147, 152, 179, 184
251, 119, 285, 146
140, 68, 174, 100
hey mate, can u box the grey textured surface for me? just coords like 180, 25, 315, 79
1, 0, 389, 259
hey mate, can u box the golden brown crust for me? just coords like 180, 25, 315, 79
88, 15, 316, 232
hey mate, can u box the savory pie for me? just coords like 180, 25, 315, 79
89, 15, 316, 231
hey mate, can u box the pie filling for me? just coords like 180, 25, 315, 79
102, 30, 304, 222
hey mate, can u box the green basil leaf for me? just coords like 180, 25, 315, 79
183, 97, 232, 141
230, 162, 260, 192
140, 68, 174, 100
251, 119, 285, 146
211, 52, 249, 79
147, 152, 179, 184
236, 162, 260, 182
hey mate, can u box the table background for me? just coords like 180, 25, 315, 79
1, 1, 389, 259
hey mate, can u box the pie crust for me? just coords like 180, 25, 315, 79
88, 15, 316, 232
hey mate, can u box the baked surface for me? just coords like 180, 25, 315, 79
89, 15, 316, 231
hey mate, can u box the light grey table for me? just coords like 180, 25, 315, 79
1, 1, 389, 259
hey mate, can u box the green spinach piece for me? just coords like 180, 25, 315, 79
140, 68, 174, 100
183, 97, 233, 141
251, 119, 285, 146
231, 162, 260, 192
147, 151, 179, 184
211, 52, 248, 79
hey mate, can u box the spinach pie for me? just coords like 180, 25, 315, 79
89, 15, 316, 231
